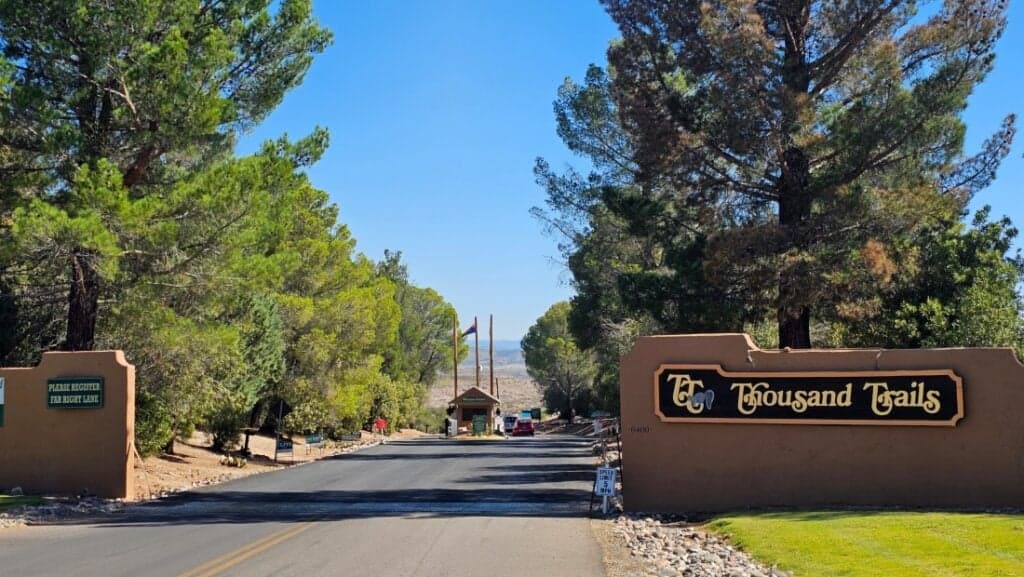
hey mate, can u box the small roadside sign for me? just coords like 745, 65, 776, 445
472, 414, 487, 435
305, 433, 323, 454
274, 437, 293, 463
595, 467, 617, 497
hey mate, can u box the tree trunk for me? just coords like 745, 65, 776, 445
778, 306, 811, 349
776, 148, 813, 350
775, 3, 813, 349
64, 251, 100, 351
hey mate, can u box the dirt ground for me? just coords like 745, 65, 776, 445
133, 429, 429, 501
590, 518, 648, 577
428, 372, 544, 414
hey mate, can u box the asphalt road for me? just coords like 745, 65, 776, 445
0, 435, 607, 577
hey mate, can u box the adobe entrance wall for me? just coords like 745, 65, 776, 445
0, 351, 135, 499
620, 334, 1024, 513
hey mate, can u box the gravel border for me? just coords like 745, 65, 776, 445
600, 514, 791, 577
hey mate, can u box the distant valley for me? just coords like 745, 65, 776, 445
427, 339, 542, 412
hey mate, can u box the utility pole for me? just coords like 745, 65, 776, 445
452, 314, 458, 400
493, 315, 497, 397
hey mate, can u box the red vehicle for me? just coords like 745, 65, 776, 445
512, 418, 535, 436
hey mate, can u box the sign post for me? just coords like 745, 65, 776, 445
0, 377, 5, 427
596, 467, 617, 515
275, 437, 293, 462
305, 432, 323, 454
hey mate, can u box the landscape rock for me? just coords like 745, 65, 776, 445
608, 513, 775, 577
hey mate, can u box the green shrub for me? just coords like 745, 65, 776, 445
135, 391, 174, 457
409, 405, 447, 433
206, 394, 249, 452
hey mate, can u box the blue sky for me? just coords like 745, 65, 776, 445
238, 0, 1024, 341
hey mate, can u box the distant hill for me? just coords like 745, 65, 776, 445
457, 345, 524, 374
474, 339, 521, 352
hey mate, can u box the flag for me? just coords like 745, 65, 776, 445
461, 321, 477, 337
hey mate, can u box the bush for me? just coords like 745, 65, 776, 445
206, 394, 249, 452
409, 405, 447, 433
135, 391, 174, 457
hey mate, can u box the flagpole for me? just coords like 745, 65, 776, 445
489, 314, 494, 396
474, 316, 480, 389
453, 314, 458, 400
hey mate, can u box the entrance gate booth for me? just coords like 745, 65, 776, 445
450, 386, 500, 435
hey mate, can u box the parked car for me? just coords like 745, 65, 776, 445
512, 418, 535, 436
503, 414, 518, 433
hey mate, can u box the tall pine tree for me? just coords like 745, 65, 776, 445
602, 0, 1014, 347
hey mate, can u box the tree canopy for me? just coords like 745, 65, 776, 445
535, 0, 1021, 412
0, 1, 465, 455
600, 0, 1015, 348
522, 302, 598, 422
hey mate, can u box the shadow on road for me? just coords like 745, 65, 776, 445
334, 438, 593, 462
53, 485, 593, 527
27, 435, 601, 528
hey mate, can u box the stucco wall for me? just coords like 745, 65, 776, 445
0, 351, 134, 499
620, 334, 1024, 512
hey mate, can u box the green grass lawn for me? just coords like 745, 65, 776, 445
709, 511, 1024, 577
0, 494, 44, 512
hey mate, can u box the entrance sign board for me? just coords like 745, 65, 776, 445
623, 334, 1024, 513
655, 365, 964, 426
595, 467, 616, 496
47, 377, 104, 409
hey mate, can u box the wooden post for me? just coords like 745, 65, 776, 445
489, 314, 495, 396
453, 315, 458, 400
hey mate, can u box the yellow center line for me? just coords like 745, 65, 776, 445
176, 521, 317, 577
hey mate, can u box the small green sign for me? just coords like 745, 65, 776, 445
472, 414, 487, 435
47, 377, 104, 409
